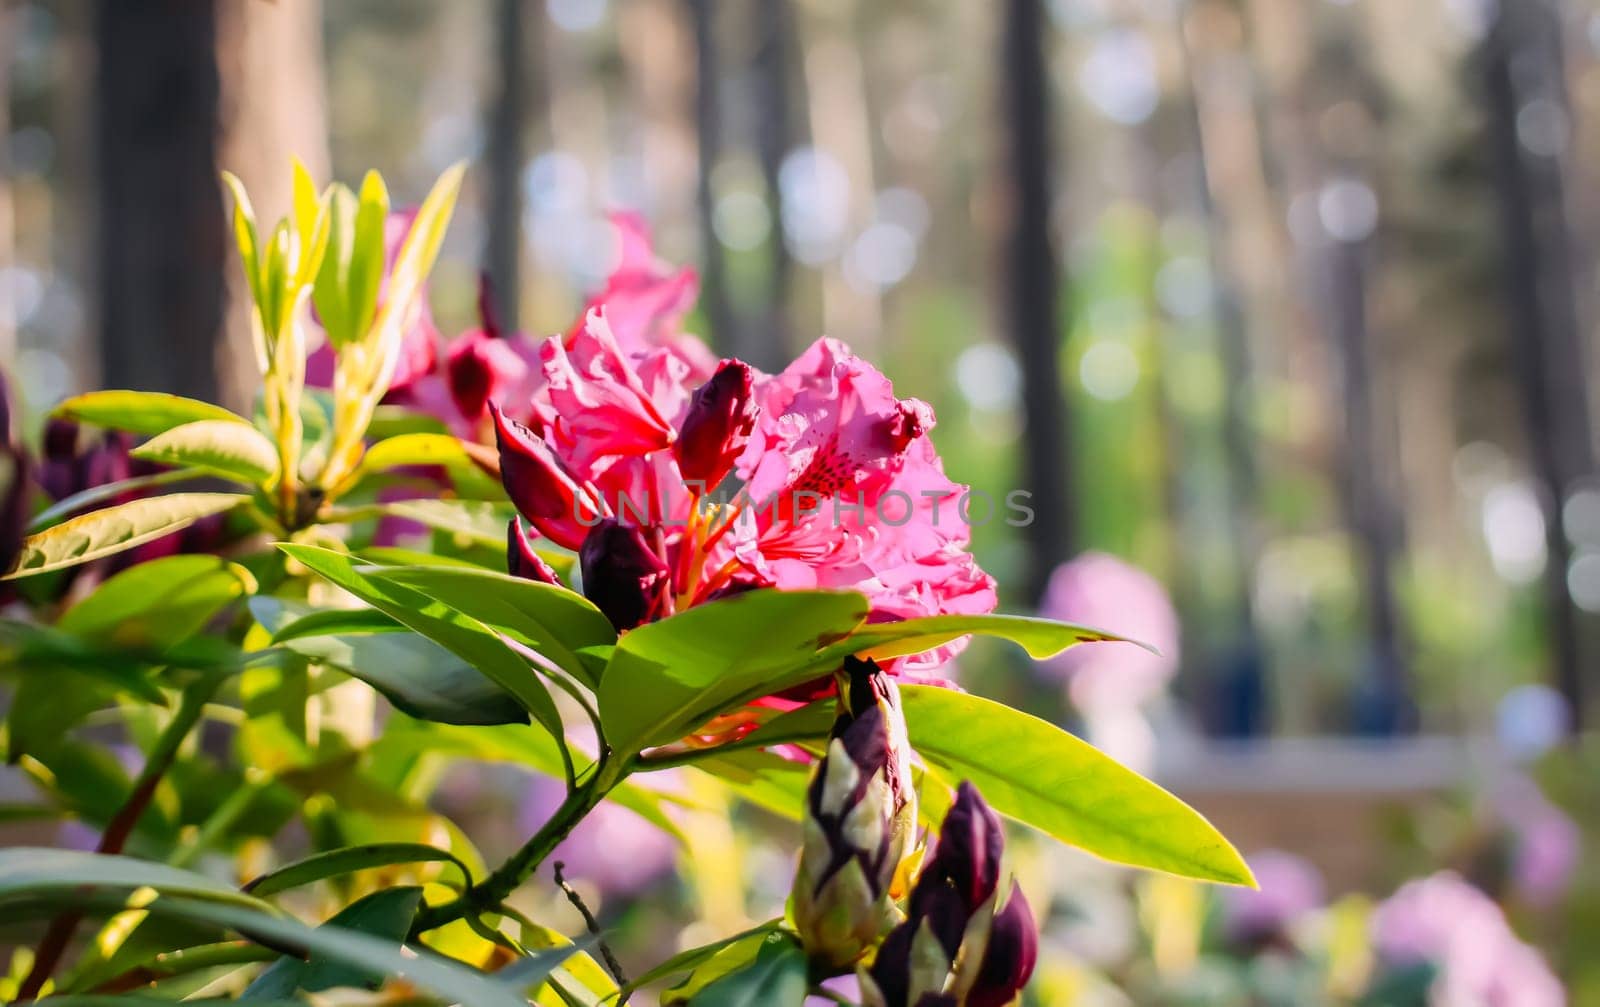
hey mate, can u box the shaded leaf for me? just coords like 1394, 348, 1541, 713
244, 887, 423, 996
663, 930, 806, 1006
60, 554, 256, 650
0, 848, 266, 908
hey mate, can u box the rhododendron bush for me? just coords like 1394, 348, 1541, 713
0, 165, 1253, 1006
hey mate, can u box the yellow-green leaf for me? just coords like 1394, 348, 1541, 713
53, 390, 252, 437
900, 685, 1255, 887
131, 419, 280, 485
3, 493, 250, 579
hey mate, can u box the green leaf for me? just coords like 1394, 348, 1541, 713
166, 897, 524, 1007
285, 628, 530, 727
623, 921, 782, 996
370, 565, 615, 687
268, 606, 405, 643
27, 467, 205, 533
0, 622, 167, 705
245, 845, 470, 898
688, 749, 811, 821
825, 612, 1146, 664
60, 554, 256, 651
131, 420, 280, 485
597, 589, 869, 758
664, 930, 806, 1006
52, 390, 252, 437
357, 432, 473, 473
0, 848, 268, 909
376, 498, 511, 548
245, 887, 423, 996
900, 685, 1255, 886
4, 493, 250, 579
278, 545, 564, 742
492, 939, 593, 997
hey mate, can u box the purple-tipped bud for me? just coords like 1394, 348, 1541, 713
491, 401, 600, 551
578, 518, 669, 631
966, 882, 1038, 1007
507, 517, 562, 585
861, 783, 1038, 1007
673, 360, 756, 490
794, 658, 917, 968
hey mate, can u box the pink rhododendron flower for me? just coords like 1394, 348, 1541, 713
572, 212, 716, 378
1373, 872, 1565, 1007
495, 329, 995, 674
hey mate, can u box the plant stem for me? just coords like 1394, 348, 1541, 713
553, 860, 630, 1002
14, 678, 219, 1002
410, 759, 623, 936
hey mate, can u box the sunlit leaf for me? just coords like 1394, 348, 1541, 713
59, 554, 256, 650
244, 844, 471, 898
662, 930, 806, 1006
597, 589, 868, 758
131, 420, 280, 486
899, 685, 1255, 886
53, 390, 252, 437
822, 612, 1147, 664
3, 493, 251, 579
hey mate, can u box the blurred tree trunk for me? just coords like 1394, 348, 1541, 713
749, 0, 794, 371
685, 0, 735, 356
1001, 0, 1073, 602
1322, 218, 1413, 733
484, 0, 533, 333
1484, 0, 1597, 729
214, 0, 329, 413
94, 0, 227, 403
0, 4, 14, 368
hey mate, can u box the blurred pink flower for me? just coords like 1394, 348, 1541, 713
1495, 776, 1580, 909
1220, 849, 1325, 943
1037, 552, 1178, 713
1373, 872, 1564, 1007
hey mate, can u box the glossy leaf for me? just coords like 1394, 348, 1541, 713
357, 432, 474, 473
623, 921, 783, 997
244, 887, 423, 996
27, 467, 204, 533
286, 628, 529, 727
4, 493, 250, 579
244, 844, 471, 898
167, 897, 524, 1007
59, 554, 256, 650
663, 930, 807, 1006
0, 847, 267, 909
268, 606, 405, 643
52, 390, 252, 437
597, 589, 869, 758
370, 565, 615, 687
131, 420, 280, 486
900, 685, 1255, 886
278, 545, 562, 740
823, 612, 1144, 665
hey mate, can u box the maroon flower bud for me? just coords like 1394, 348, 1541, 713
861, 782, 1038, 1007
446, 330, 498, 422
579, 518, 669, 631
507, 517, 563, 585
491, 401, 601, 551
673, 360, 756, 490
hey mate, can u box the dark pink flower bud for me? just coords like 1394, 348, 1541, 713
507, 517, 562, 585
912, 781, 1004, 915
447, 330, 498, 422
579, 518, 669, 631
674, 360, 756, 490
491, 401, 600, 551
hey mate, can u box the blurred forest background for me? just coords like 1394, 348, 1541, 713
3, 0, 1599, 754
